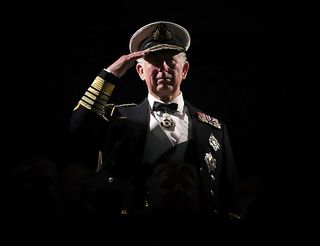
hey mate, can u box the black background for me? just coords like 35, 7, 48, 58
5, 1, 318, 222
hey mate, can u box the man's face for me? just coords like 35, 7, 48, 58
136, 50, 189, 102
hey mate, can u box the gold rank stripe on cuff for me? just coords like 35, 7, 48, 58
81, 95, 106, 113
87, 87, 109, 101
79, 100, 105, 116
91, 76, 115, 97
78, 76, 116, 116
84, 91, 109, 106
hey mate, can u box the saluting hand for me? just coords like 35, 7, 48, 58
106, 49, 149, 78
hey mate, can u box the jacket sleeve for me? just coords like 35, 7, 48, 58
71, 69, 120, 121
68, 69, 120, 169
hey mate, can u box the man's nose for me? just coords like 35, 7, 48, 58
158, 60, 169, 71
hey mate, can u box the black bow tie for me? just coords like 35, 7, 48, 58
153, 101, 178, 113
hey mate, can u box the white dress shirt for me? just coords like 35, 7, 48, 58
142, 93, 192, 165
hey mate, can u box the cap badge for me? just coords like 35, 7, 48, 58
152, 24, 172, 42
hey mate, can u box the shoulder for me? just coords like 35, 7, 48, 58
104, 103, 137, 120
113, 103, 138, 110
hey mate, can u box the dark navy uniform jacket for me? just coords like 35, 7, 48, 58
70, 96, 241, 220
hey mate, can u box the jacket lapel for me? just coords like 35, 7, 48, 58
185, 101, 223, 205
185, 101, 213, 162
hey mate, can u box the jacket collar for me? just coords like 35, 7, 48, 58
118, 98, 150, 126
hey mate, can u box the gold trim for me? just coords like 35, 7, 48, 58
85, 91, 98, 101
84, 91, 108, 106
81, 95, 94, 106
81, 97, 105, 112
88, 86, 100, 96
79, 100, 104, 115
121, 209, 128, 215
228, 212, 241, 220
87, 87, 110, 101
79, 100, 92, 110
73, 102, 81, 111
102, 82, 115, 97
92, 76, 105, 88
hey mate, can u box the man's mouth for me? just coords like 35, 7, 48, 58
157, 77, 171, 83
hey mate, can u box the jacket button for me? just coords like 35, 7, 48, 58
107, 177, 114, 183
210, 174, 215, 181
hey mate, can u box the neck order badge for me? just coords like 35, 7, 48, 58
153, 102, 178, 130
161, 112, 176, 130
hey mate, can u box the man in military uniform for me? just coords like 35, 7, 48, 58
69, 21, 241, 221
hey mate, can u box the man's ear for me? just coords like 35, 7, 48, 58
136, 63, 145, 80
182, 61, 189, 79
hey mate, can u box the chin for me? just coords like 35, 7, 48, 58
157, 85, 173, 94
